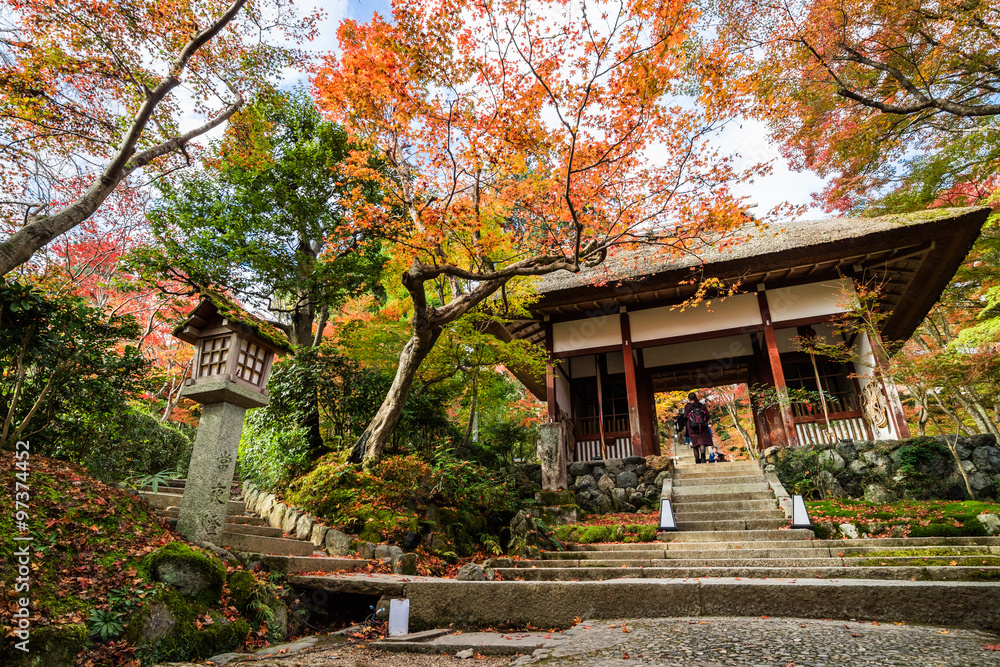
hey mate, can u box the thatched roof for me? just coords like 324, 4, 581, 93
536, 206, 988, 295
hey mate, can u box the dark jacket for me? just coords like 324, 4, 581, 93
684, 401, 713, 447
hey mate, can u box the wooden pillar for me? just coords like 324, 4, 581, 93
636, 351, 660, 455
756, 291, 800, 447
746, 337, 772, 452
545, 321, 556, 422
596, 354, 608, 458
620, 311, 644, 457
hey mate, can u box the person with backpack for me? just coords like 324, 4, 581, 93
684, 392, 713, 464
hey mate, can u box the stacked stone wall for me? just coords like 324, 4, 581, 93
565, 455, 672, 514
764, 434, 1000, 502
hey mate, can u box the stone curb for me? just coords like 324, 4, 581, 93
394, 578, 1000, 632
241, 480, 415, 574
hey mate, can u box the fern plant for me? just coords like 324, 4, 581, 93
128, 469, 184, 494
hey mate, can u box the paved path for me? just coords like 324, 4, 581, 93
512, 617, 1000, 666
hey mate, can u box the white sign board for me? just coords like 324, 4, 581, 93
388, 598, 410, 637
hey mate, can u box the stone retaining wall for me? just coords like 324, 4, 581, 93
565, 455, 673, 514
764, 434, 1000, 502
241, 480, 416, 574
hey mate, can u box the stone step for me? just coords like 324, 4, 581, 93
820, 536, 1000, 548
671, 490, 776, 503
673, 475, 765, 487
494, 565, 1000, 582
670, 499, 781, 513
675, 518, 790, 532
520, 557, 840, 568
557, 548, 829, 560
257, 555, 364, 574
674, 509, 787, 522
673, 466, 763, 479
544, 549, 667, 560
565, 536, 1000, 552
222, 523, 284, 538
546, 545, 998, 561
398, 578, 1000, 630
523, 553, 999, 569
161, 516, 283, 537
673, 482, 772, 496
141, 485, 186, 494
141, 491, 246, 514
216, 532, 316, 556
662, 528, 814, 542
157, 509, 267, 525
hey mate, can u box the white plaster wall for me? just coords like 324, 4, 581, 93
606, 350, 625, 374
569, 355, 597, 378
766, 279, 856, 323
642, 334, 754, 368
853, 331, 894, 440
552, 314, 622, 353
628, 293, 762, 343
554, 371, 572, 416
774, 321, 841, 354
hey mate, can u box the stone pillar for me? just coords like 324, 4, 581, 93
537, 422, 568, 490
176, 380, 268, 543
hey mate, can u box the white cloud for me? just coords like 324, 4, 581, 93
714, 117, 827, 220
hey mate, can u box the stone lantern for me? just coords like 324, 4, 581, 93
172, 293, 292, 543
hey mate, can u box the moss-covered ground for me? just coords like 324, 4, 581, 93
806, 499, 1000, 538
0, 455, 289, 666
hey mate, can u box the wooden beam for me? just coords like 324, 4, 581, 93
757, 291, 800, 447
620, 311, 645, 457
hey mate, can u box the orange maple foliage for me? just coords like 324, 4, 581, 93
312, 0, 795, 463
710, 0, 1000, 212
0, 0, 321, 275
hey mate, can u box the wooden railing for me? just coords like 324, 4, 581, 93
574, 437, 632, 462
794, 416, 870, 445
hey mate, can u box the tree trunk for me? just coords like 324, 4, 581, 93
351, 323, 443, 465
461, 376, 479, 453
959, 386, 1000, 436
161, 361, 192, 423
952, 387, 997, 436
724, 400, 755, 457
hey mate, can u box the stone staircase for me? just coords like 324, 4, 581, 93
494, 448, 1000, 582
140, 476, 360, 573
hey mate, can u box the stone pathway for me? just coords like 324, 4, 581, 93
511, 617, 1000, 666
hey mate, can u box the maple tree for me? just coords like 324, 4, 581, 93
710, 0, 1000, 212
0, 0, 320, 276
314, 0, 788, 464
132, 89, 386, 348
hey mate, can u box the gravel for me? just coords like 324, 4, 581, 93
512, 616, 1000, 666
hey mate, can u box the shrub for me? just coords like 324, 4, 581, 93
75, 408, 192, 481
285, 452, 520, 554
238, 412, 312, 490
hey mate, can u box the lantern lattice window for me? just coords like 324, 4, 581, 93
236, 339, 269, 387
199, 335, 231, 378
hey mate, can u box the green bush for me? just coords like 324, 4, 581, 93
238, 411, 312, 489
285, 452, 519, 554
70, 408, 192, 481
